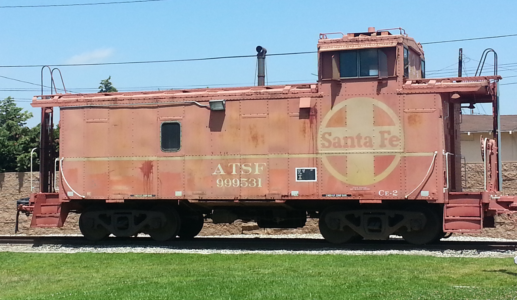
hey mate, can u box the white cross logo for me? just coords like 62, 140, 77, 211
318, 97, 404, 186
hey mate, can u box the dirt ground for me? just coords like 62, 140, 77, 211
2, 167, 517, 239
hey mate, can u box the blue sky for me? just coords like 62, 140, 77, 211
1, 0, 516, 127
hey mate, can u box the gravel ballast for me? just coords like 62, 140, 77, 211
1, 234, 516, 258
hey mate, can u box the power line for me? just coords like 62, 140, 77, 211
0, 75, 41, 87
0, 75, 69, 93
0, 32, 515, 69
420, 33, 517, 45
0, 52, 315, 68
0, 0, 164, 9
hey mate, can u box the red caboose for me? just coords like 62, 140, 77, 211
18, 27, 517, 244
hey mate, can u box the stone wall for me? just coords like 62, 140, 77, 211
0, 172, 79, 235
463, 162, 517, 194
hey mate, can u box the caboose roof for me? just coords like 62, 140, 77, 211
317, 27, 424, 57
31, 83, 320, 108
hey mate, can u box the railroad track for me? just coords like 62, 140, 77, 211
1, 235, 516, 253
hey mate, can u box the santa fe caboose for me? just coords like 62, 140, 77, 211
17, 27, 517, 244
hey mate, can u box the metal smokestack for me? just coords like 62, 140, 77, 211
256, 46, 267, 86
458, 48, 463, 77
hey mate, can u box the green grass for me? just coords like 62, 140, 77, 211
0, 253, 516, 300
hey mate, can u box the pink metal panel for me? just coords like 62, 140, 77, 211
209, 101, 240, 155
157, 160, 184, 198
61, 109, 85, 158
83, 161, 109, 198
184, 159, 212, 198
84, 122, 109, 158
240, 100, 269, 155
268, 158, 289, 196
158, 105, 184, 120
133, 108, 158, 157
109, 108, 134, 157
268, 100, 289, 153
182, 105, 211, 156
288, 98, 317, 155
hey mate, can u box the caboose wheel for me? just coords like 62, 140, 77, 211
402, 206, 441, 245
148, 205, 180, 242
177, 212, 204, 239
319, 210, 360, 244
79, 207, 110, 241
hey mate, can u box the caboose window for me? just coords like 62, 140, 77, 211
339, 49, 387, 78
403, 47, 409, 78
359, 49, 378, 76
161, 122, 181, 152
340, 51, 358, 77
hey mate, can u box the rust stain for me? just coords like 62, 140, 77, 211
139, 161, 153, 194
249, 124, 263, 147
140, 161, 153, 179
407, 114, 423, 127
327, 107, 346, 127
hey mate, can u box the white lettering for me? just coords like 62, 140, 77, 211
212, 164, 225, 175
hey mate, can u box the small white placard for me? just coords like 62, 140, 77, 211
175, 191, 183, 197
291, 191, 299, 197
420, 191, 429, 197
295, 168, 317, 182
67, 191, 74, 197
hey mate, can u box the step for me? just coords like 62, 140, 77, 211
444, 217, 482, 231
445, 205, 481, 217
444, 216, 482, 220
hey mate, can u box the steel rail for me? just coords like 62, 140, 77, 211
0, 236, 515, 253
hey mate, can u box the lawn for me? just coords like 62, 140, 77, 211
1, 252, 516, 299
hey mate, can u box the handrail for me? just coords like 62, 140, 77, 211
475, 48, 498, 77
376, 27, 407, 36
54, 158, 60, 192
41, 66, 57, 96
319, 32, 344, 39
40, 66, 67, 97
483, 138, 488, 191
443, 151, 454, 192
30, 148, 37, 192
51, 68, 67, 94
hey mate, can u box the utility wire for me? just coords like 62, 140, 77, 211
0, 75, 70, 93
420, 33, 517, 45
0, 52, 314, 68
0, 32, 515, 68
0, 0, 164, 9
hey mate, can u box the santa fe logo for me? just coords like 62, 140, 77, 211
318, 97, 404, 186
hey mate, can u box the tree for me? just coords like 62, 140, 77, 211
98, 76, 118, 93
0, 97, 38, 172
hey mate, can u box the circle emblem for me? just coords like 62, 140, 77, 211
318, 97, 403, 186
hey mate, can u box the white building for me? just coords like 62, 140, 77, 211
460, 115, 517, 163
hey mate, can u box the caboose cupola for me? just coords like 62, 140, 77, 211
318, 27, 425, 82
